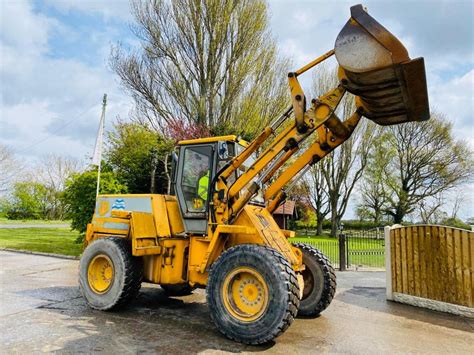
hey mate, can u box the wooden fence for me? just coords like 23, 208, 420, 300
385, 225, 473, 317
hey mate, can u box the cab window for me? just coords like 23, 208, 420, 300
180, 145, 213, 213
236, 144, 264, 205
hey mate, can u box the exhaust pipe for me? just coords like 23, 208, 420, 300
335, 4, 430, 125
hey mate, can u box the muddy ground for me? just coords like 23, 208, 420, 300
1, 250, 473, 354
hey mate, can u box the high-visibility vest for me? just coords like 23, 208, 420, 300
198, 171, 210, 200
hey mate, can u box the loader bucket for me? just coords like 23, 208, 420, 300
335, 4, 430, 125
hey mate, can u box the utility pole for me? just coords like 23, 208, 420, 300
92, 94, 107, 198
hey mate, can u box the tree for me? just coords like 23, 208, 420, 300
304, 165, 330, 235
35, 155, 82, 219
383, 114, 473, 223
358, 131, 394, 223
62, 171, 127, 238
310, 65, 377, 237
294, 207, 317, 230
286, 182, 316, 230
322, 117, 376, 237
36, 155, 82, 193
110, 0, 289, 139
4, 182, 49, 220
0, 144, 23, 195
355, 205, 372, 222
165, 118, 211, 142
105, 122, 173, 194
418, 194, 444, 224
417, 188, 469, 226
439, 216, 471, 230
448, 189, 468, 220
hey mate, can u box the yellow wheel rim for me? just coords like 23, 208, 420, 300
87, 254, 114, 294
222, 267, 269, 322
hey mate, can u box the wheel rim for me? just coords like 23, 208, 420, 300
300, 260, 324, 302
222, 267, 269, 322
301, 267, 315, 300
87, 254, 114, 294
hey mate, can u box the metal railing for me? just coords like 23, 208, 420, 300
291, 228, 385, 270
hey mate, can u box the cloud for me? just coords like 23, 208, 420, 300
0, 1, 55, 55
429, 69, 474, 147
0, 100, 89, 162
270, 0, 473, 70
368, 0, 473, 61
42, 0, 133, 22
0, 0, 133, 165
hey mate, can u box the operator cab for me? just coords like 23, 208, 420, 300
172, 135, 261, 234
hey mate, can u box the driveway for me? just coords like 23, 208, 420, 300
1, 250, 473, 353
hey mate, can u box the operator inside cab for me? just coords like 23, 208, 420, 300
198, 170, 210, 202
192, 155, 210, 211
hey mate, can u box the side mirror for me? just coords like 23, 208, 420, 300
218, 141, 229, 160
170, 151, 179, 191
172, 151, 178, 163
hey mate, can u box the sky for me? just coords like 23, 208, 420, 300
1, 0, 473, 218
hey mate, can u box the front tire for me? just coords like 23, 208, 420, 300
79, 237, 143, 310
294, 243, 336, 317
207, 244, 300, 345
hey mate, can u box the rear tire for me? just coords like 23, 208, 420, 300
79, 237, 143, 310
207, 244, 300, 345
294, 243, 336, 317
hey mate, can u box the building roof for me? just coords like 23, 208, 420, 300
273, 200, 296, 215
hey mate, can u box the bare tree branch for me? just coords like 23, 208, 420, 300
0, 144, 24, 195
111, 0, 289, 139
310, 66, 377, 236
383, 114, 474, 223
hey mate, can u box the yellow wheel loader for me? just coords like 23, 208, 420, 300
79, 5, 429, 345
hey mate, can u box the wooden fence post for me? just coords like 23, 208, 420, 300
385, 225, 393, 300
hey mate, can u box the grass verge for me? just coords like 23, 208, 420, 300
0, 229, 384, 267
0, 228, 82, 256
0, 218, 71, 225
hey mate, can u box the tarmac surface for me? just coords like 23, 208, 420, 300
1, 250, 473, 354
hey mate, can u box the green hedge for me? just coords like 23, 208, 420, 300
300, 219, 472, 232
321, 220, 388, 230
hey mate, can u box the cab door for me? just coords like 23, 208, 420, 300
175, 144, 215, 234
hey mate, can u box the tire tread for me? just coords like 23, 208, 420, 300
207, 244, 300, 345
79, 237, 143, 311
294, 243, 336, 316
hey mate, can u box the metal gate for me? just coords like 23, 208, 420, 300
291, 228, 385, 270
292, 239, 342, 269
345, 229, 385, 269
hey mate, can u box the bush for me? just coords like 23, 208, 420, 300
4, 182, 49, 220
292, 209, 317, 230
62, 170, 127, 241
319, 219, 388, 231
106, 122, 173, 194
440, 217, 471, 231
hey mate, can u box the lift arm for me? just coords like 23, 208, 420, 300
211, 4, 429, 225
266, 110, 362, 213
213, 54, 355, 223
